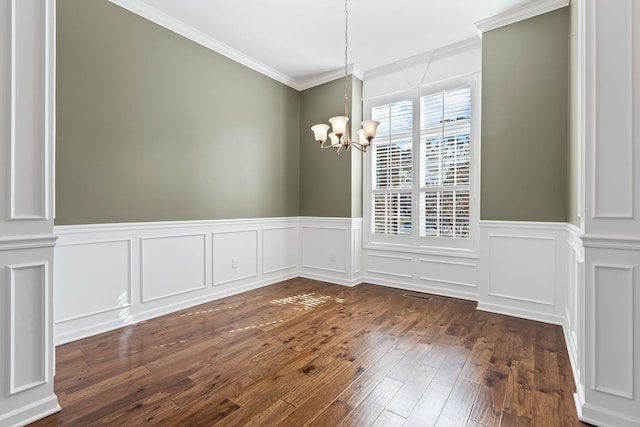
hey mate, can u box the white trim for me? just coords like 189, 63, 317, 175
9, 0, 48, 221
8, 262, 49, 395
0, 234, 57, 251
474, 0, 570, 34
590, 262, 635, 400
54, 217, 301, 234
582, 234, 640, 250
0, 395, 60, 427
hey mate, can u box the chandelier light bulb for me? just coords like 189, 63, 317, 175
361, 120, 380, 141
329, 116, 349, 138
311, 124, 330, 144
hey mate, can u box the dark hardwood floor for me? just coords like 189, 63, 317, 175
30, 278, 588, 426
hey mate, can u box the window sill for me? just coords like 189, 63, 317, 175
363, 241, 479, 259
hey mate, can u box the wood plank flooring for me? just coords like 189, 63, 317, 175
30, 278, 589, 426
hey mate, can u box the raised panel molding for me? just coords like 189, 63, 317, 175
418, 258, 477, 288
592, 264, 634, 400
7, 262, 48, 395
488, 234, 556, 306
9, 0, 49, 220
301, 226, 348, 274
141, 233, 207, 302
477, 221, 568, 326
591, 0, 634, 219
367, 253, 413, 279
213, 230, 258, 285
262, 227, 297, 274
55, 239, 132, 323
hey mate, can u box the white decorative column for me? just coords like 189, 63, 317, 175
578, 0, 640, 425
0, 0, 59, 426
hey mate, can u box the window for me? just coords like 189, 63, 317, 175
419, 87, 471, 238
366, 76, 477, 251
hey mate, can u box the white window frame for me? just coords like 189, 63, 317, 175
363, 73, 481, 256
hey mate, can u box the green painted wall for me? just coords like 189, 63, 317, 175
481, 7, 569, 222
56, 0, 300, 225
299, 76, 362, 218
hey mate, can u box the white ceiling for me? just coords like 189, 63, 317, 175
110, 0, 549, 89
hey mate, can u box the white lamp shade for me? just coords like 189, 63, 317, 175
311, 124, 330, 143
357, 129, 368, 146
328, 132, 340, 147
329, 116, 349, 136
361, 120, 380, 139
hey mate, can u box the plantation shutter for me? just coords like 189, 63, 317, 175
370, 100, 413, 235
419, 87, 471, 238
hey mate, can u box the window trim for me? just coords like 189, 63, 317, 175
363, 73, 481, 256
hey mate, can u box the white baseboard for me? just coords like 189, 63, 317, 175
0, 394, 60, 427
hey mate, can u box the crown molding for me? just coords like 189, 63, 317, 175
297, 64, 364, 91
108, 0, 303, 90
474, 0, 570, 34
363, 37, 481, 81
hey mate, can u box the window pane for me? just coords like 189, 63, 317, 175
420, 86, 470, 189
373, 100, 413, 135
372, 193, 412, 235
372, 141, 412, 189
371, 99, 413, 190
419, 191, 469, 238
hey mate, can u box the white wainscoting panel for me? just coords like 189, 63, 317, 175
478, 221, 568, 325
367, 253, 413, 279
54, 218, 303, 344
297, 218, 362, 285
55, 240, 131, 322
419, 258, 477, 289
362, 248, 479, 301
488, 235, 555, 305
581, 242, 640, 426
592, 264, 634, 399
213, 230, 258, 286
301, 226, 347, 274
579, 1, 640, 424
8, 262, 47, 395
141, 234, 206, 302
263, 227, 298, 274
592, 0, 634, 220
10, 0, 47, 221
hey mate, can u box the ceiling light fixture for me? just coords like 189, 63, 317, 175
310, 0, 379, 154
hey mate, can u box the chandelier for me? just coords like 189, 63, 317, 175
310, 0, 379, 154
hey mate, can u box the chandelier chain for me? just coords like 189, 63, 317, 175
344, 0, 349, 117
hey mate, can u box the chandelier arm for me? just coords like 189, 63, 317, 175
349, 142, 367, 152
320, 140, 337, 150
